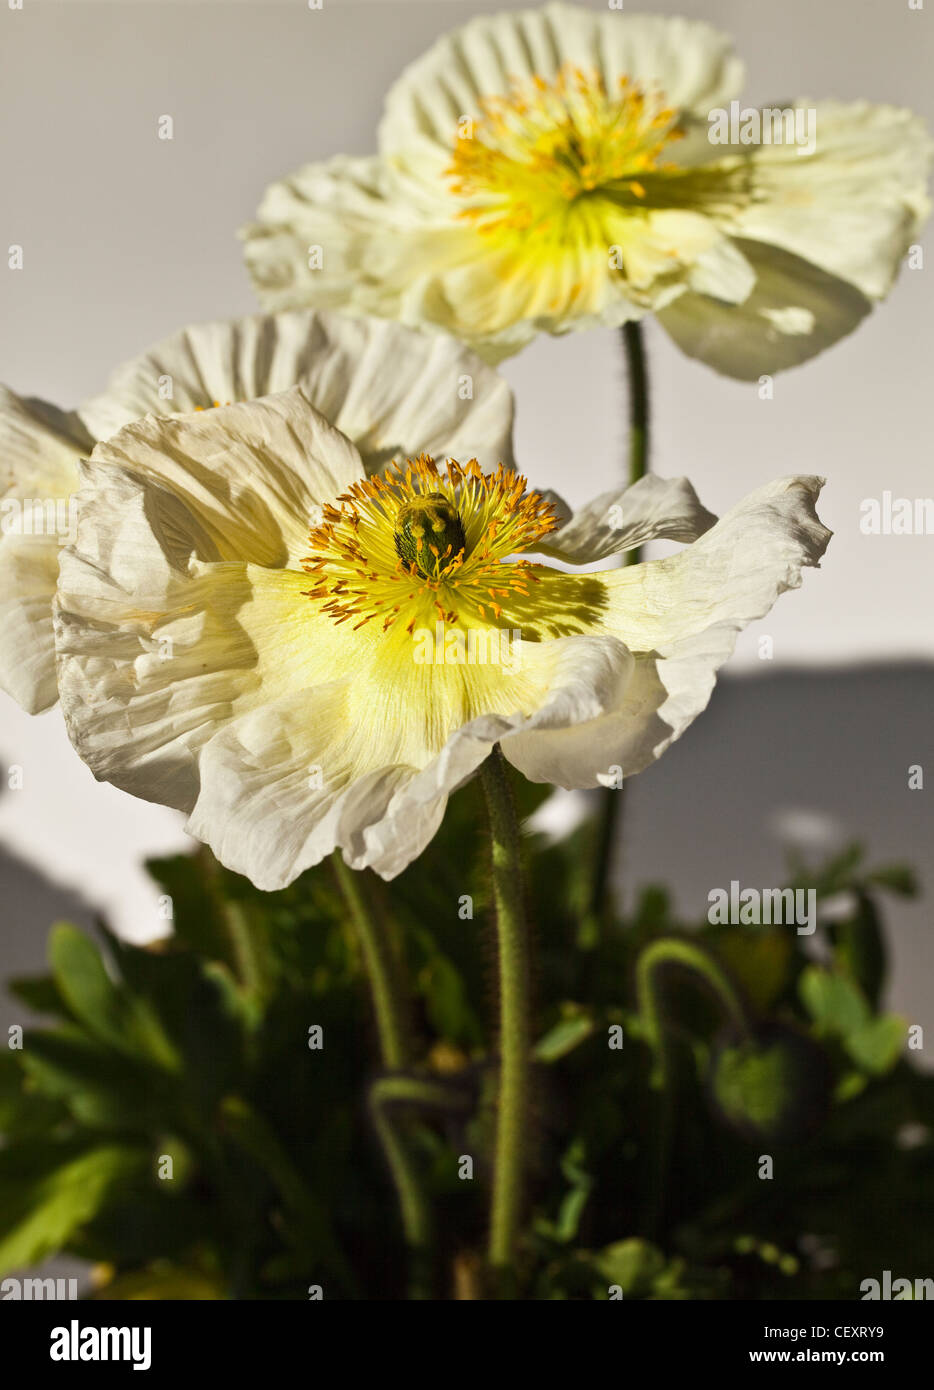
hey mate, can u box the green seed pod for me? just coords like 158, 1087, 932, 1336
394, 493, 467, 578
708, 1021, 832, 1144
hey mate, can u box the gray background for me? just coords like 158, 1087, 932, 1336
0, 2, 931, 1035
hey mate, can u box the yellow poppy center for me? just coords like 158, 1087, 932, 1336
301, 456, 557, 633
446, 64, 683, 236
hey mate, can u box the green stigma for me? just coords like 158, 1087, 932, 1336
393, 492, 467, 578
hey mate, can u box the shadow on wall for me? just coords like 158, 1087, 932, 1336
621, 663, 933, 1028
0, 845, 96, 1021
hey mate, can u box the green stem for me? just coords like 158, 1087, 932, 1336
587, 321, 651, 929
621, 319, 650, 503
368, 1103, 432, 1299
200, 848, 269, 1019
479, 745, 533, 1291
370, 1074, 472, 1113
586, 778, 627, 931
221, 901, 267, 1001
368, 1073, 473, 1300
636, 937, 752, 1088
331, 854, 432, 1297
332, 854, 409, 1069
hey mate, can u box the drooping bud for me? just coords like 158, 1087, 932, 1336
393, 492, 466, 578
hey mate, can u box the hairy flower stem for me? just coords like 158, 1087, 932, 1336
331, 853, 432, 1298
636, 937, 753, 1239
587, 321, 651, 931
480, 745, 533, 1294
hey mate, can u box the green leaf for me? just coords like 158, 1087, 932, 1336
865, 864, 918, 898
0, 1144, 148, 1276
555, 1139, 593, 1243
219, 1096, 357, 1292
0, 1052, 67, 1139
799, 966, 869, 1038
705, 928, 793, 1012
814, 843, 865, 893
145, 852, 230, 960
799, 966, 902, 1078
846, 1016, 905, 1076
406, 921, 483, 1047
594, 1238, 667, 1296
834, 1070, 868, 1102
419, 952, 482, 1047
832, 891, 887, 1009
48, 925, 180, 1072
7, 975, 70, 1018
554, 1185, 591, 1245
630, 885, 675, 933
534, 1011, 595, 1063
20, 1028, 169, 1130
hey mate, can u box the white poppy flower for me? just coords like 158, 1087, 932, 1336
54, 384, 829, 890
0, 310, 514, 713
241, 4, 931, 371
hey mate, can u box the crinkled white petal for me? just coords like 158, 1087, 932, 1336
75, 387, 363, 571
606, 475, 832, 768
683, 236, 755, 303
0, 532, 63, 713
0, 388, 90, 498
185, 634, 633, 889
241, 155, 545, 364
379, 5, 745, 163
78, 310, 514, 476
0, 388, 90, 711
54, 392, 367, 804
658, 237, 872, 379
502, 476, 830, 787
730, 101, 933, 301
540, 473, 717, 564
240, 155, 446, 315
57, 540, 281, 814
